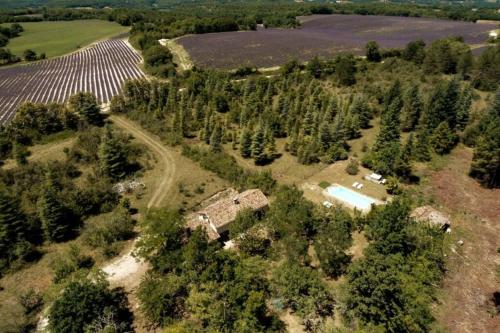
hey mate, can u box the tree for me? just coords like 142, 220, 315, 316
349, 95, 371, 129
251, 125, 266, 165
49, 275, 132, 333
402, 39, 426, 64
272, 261, 334, 320
318, 121, 331, 152
239, 128, 253, 158
209, 123, 223, 152
469, 118, 500, 188
334, 54, 356, 86
229, 208, 257, 239
98, 126, 129, 180
400, 84, 422, 132
365, 41, 381, 62
315, 207, 354, 278
373, 99, 402, 151
0, 187, 30, 273
138, 273, 187, 327
345, 158, 359, 175
457, 49, 473, 79
23, 49, 37, 61
0, 34, 8, 47
430, 121, 458, 155
68, 92, 102, 125
306, 56, 322, 78
38, 174, 73, 242
413, 129, 432, 162
472, 45, 499, 91
136, 209, 185, 273
456, 85, 473, 131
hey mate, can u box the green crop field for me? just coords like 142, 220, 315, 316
2, 20, 129, 58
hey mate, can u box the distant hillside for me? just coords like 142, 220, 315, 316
1, 0, 498, 10
0, 0, 153, 9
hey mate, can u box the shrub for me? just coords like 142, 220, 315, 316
19, 288, 43, 314
345, 158, 359, 175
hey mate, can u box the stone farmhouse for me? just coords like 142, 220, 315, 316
187, 188, 269, 240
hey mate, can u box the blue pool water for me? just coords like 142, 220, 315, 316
326, 185, 377, 211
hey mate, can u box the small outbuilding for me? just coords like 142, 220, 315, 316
411, 206, 451, 231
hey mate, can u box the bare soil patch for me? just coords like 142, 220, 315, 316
424, 147, 500, 333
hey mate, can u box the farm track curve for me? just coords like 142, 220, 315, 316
110, 115, 176, 210
0, 39, 145, 125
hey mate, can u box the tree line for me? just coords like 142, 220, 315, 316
0, 22, 23, 65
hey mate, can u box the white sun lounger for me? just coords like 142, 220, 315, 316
352, 182, 359, 188
356, 183, 364, 189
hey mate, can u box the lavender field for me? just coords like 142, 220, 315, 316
0, 39, 145, 125
178, 14, 497, 69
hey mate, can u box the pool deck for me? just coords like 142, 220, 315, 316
322, 183, 385, 213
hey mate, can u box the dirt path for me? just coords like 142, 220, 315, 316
101, 116, 177, 290
111, 115, 176, 209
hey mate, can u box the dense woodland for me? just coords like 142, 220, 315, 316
0, 1, 499, 332
110, 37, 499, 188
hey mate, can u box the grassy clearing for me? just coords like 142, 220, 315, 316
224, 138, 326, 185
2, 135, 75, 170
2, 20, 129, 59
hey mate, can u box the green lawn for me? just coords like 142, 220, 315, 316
2, 20, 129, 59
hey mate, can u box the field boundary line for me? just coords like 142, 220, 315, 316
159, 38, 194, 71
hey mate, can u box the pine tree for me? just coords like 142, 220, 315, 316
335, 54, 356, 86
240, 128, 253, 158
457, 49, 473, 79
456, 85, 473, 131
443, 78, 461, 129
384, 80, 402, 111
373, 99, 402, 151
302, 109, 314, 136
401, 133, 414, 162
0, 188, 29, 270
209, 123, 223, 152
430, 121, 458, 155
344, 112, 361, 140
422, 83, 447, 131
98, 126, 128, 180
203, 113, 212, 144
400, 84, 422, 132
414, 129, 432, 162
68, 92, 102, 126
318, 121, 331, 152
251, 125, 267, 165
349, 95, 371, 129
469, 119, 500, 188
38, 176, 72, 242
365, 41, 382, 62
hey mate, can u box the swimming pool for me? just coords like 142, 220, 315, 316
325, 185, 378, 211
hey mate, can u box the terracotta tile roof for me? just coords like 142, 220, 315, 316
186, 189, 269, 240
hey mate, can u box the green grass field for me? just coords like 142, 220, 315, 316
2, 20, 129, 59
